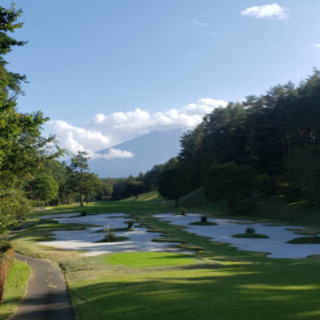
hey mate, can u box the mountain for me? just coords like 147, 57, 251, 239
89, 129, 184, 177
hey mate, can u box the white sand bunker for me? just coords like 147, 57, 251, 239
39, 213, 181, 256
154, 213, 320, 259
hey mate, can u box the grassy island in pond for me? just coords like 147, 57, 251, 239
189, 221, 218, 226
232, 233, 269, 239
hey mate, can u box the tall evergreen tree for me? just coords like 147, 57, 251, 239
70, 151, 90, 206
0, 5, 60, 230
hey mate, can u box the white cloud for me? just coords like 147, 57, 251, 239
98, 148, 134, 160
241, 3, 288, 20
314, 43, 320, 48
48, 98, 227, 159
193, 19, 208, 27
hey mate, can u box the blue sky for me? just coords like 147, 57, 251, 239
3, 1, 320, 157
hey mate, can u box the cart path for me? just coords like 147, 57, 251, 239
10, 253, 75, 320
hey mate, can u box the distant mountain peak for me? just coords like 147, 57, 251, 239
89, 129, 183, 178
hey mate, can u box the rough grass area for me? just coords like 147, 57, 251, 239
287, 237, 320, 244
0, 260, 30, 320
232, 233, 269, 238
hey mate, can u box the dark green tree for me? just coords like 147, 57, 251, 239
0, 4, 61, 230
127, 180, 145, 200
28, 174, 59, 205
205, 162, 257, 209
82, 173, 102, 203
158, 158, 187, 207
178, 125, 205, 191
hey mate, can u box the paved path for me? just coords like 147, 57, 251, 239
10, 253, 75, 320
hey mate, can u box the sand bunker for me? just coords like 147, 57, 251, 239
154, 213, 320, 259
39, 213, 181, 256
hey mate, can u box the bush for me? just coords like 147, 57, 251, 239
246, 227, 255, 234
127, 221, 134, 230
189, 216, 217, 226
0, 241, 11, 254
103, 226, 116, 242
80, 211, 87, 216
201, 216, 208, 223
105, 230, 116, 242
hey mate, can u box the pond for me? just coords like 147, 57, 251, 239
38, 213, 182, 256
154, 213, 320, 258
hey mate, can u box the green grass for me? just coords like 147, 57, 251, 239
232, 233, 269, 238
287, 237, 320, 244
8, 194, 320, 320
104, 252, 199, 268
179, 187, 212, 206
68, 255, 320, 320
117, 190, 165, 202
0, 260, 31, 320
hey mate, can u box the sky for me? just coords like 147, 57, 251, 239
3, 0, 320, 159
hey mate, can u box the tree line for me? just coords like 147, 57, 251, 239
158, 70, 320, 209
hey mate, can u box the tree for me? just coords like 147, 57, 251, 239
82, 173, 102, 203
28, 174, 59, 205
96, 180, 113, 201
178, 125, 205, 191
127, 180, 145, 200
142, 165, 163, 190
158, 158, 187, 207
205, 163, 257, 209
0, 4, 61, 230
70, 151, 90, 206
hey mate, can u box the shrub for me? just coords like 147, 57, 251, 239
201, 216, 208, 223
80, 211, 87, 216
103, 225, 116, 242
127, 221, 134, 230
189, 216, 217, 226
246, 227, 255, 234
0, 241, 11, 254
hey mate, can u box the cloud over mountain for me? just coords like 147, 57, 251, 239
48, 98, 227, 159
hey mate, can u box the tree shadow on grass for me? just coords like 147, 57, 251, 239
69, 261, 320, 320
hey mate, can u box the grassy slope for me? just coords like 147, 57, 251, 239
0, 260, 31, 320
9, 191, 320, 320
